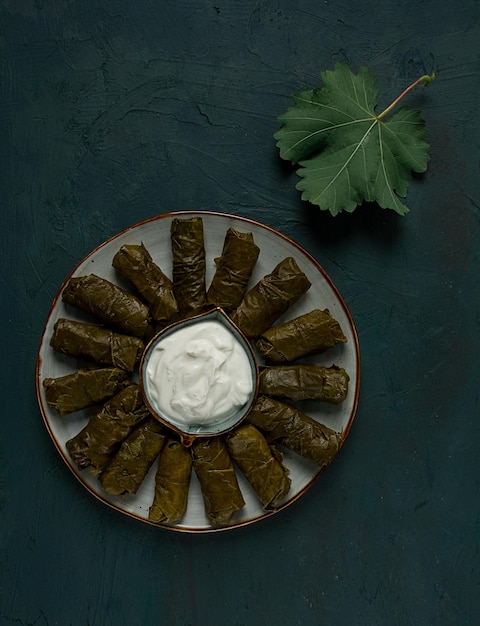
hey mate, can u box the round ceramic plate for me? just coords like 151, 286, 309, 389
36, 211, 360, 533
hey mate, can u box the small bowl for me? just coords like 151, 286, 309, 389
139, 307, 259, 446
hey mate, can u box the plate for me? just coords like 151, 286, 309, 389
36, 211, 360, 533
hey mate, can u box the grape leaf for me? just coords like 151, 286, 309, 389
275, 63, 434, 216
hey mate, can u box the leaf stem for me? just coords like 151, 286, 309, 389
377, 73, 435, 120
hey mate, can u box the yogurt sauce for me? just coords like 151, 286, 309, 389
145, 320, 254, 426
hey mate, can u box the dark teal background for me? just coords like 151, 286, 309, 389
1, 1, 479, 624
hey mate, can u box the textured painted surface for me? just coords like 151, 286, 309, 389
1, 1, 479, 624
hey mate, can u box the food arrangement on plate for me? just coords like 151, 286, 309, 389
36, 212, 359, 532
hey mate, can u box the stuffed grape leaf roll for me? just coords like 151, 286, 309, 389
207, 228, 260, 313
230, 257, 311, 338
171, 217, 207, 318
226, 424, 291, 510
256, 308, 347, 363
248, 396, 341, 469
112, 243, 178, 325
99, 418, 166, 496
50, 318, 144, 373
66, 384, 149, 474
191, 437, 245, 527
62, 274, 154, 339
149, 438, 193, 525
259, 364, 349, 403
43, 367, 129, 416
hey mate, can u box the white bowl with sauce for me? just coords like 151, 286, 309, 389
139, 307, 259, 446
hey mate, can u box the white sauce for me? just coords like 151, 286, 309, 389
145, 320, 253, 426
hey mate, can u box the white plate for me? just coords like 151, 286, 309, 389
36, 211, 360, 533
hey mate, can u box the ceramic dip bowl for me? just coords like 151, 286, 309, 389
139, 307, 259, 446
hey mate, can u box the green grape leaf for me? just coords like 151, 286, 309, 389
275, 63, 435, 216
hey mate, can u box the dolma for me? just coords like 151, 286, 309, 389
206, 228, 260, 313
256, 308, 347, 364
43, 367, 129, 416
226, 424, 291, 510
191, 437, 245, 527
171, 217, 207, 318
99, 418, 166, 496
66, 385, 149, 473
62, 273, 154, 339
259, 364, 349, 403
50, 318, 144, 373
112, 243, 179, 325
149, 438, 193, 525
248, 396, 341, 469
230, 257, 311, 338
